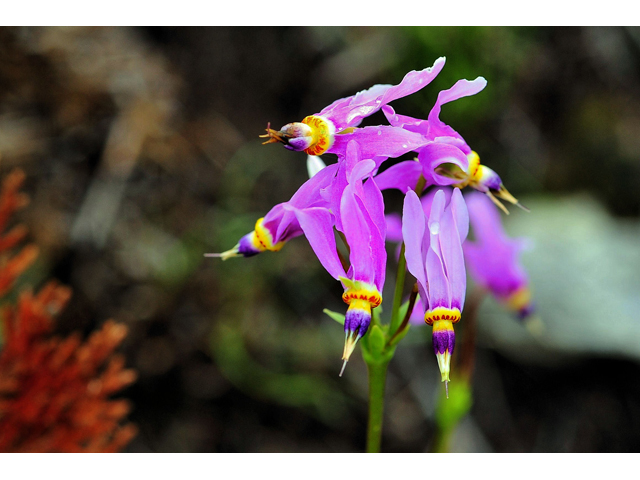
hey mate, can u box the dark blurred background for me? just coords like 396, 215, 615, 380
1, 26, 640, 452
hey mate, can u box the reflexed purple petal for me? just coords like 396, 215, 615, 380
258, 162, 338, 244
382, 105, 429, 136
385, 213, 403, 243
328, 141, 372, 233
426, 195, 445, 266
318, 84, 391, 131
359, 192, 387, 292
347, 157, 375, 187
426, 239, 450, 309
378, 58, 446, 105
341, 184, 376, 285
318, 57, 446, 131
418, 142, 469, 186
329, 126, 428, 163
261, 205, 302, 245
329, 160, 349, 232
426, 190, 451, 309
428, 190, 446, 237
362, 176, 386, 244
429, 77, 487, 121
432, 77, 487, 113
432, 135, 470, 153
291, 206, 346, 281
420, 187, 452, 221
373, 160, 423, 193
402, 190, 428, 294
438, 188, 468, 311
427, 77, 487, 152
343, 160, 388, 291
273, 209, 299, 243
449, 187, 469, 243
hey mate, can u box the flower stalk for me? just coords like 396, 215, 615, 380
365, 357, 389, 453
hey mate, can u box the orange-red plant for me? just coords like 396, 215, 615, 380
0, 169, 137, 453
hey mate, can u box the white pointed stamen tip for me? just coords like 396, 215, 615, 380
341, 332, 360, 369
487, 191, 510, 215
204, 250, 240, 261
516, 202, 531, 213
524, 316, 545, 337
339, 359, 348, 377
445, 380, 449, 399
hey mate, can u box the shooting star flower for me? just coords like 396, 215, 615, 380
464, 192, 534, 320
402, 188, 468, 395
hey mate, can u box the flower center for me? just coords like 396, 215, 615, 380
424, 307, 461, 326
454, 151, 481, 189
301, 115, 335, 156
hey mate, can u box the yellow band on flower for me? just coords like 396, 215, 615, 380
301, 115, 335, 156
432, 318, 455, 333
424, 307, 461, 326
505, 286, 532, 312
454, 151, 481, 189
252, 217, 286, 252
342, 285, 382, 309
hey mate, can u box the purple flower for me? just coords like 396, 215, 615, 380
402, 188, 469, 386
463, 192, 534, 320
210, 162, 338, 260
292, 141, 386, 374
383, 77, 525, 214
384, 187, 454, 261
260, 58, 446, 162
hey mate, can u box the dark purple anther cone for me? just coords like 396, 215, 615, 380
432, 329, 455, 355
285, 137, 310, 151
344, 308, 371, 338
517, 302, 535, 321
483, 170, 503, 191
237, 233, 261, 257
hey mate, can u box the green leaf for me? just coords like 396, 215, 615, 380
369, 324, 386, 354
323, 308, 345, 326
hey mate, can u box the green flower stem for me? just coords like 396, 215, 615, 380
366, 358, 390, 453
387, 282, 418, 347
364, 171, 426, 453
389, 242, 407, 336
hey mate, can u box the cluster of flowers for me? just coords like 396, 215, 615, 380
211, 57, 533, 387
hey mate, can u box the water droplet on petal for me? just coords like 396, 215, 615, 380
376, 99, 381, 103
430, 222, 440, 235
377, 130, 382, 136
402, 144, 408, 149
